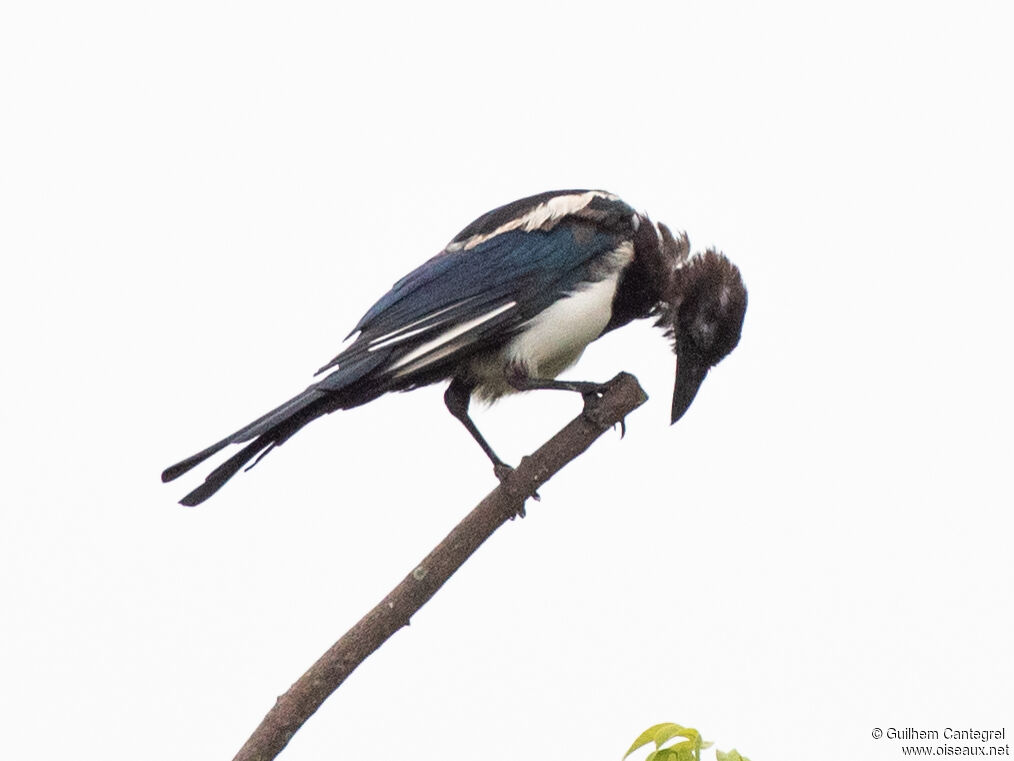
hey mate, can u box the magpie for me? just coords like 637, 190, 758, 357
162, 189, 747, 506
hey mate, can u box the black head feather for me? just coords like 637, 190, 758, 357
657, 249, 747, 422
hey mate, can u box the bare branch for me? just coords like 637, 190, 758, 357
233, 372, 648, 761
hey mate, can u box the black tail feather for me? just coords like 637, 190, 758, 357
178, 435, 277, 507
161, 437, 235, 483
162, 356, 393, 505
162, 386, 334, 503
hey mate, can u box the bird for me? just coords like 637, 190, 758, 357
162, 189, 747, 506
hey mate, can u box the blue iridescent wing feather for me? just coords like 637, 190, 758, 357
321, 219, 629, 388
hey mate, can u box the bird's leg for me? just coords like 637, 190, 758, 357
443, 378, 514, 482
505, 369, 610, 407
444, 378, 540, 511
506, 370, 624, 436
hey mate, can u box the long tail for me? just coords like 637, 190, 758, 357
161, 356, 388, 506
160, 387, 331, 506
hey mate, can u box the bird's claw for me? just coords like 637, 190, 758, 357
493, 462, 539, 514
493, 462, 515, 482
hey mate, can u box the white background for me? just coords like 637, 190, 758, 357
2, 2, 1011, 759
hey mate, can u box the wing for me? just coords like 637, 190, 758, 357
315, 189, 638, 392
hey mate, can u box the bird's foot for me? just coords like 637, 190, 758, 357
493, 461, 516, 483
578, 381, 612, 408
493, 462, 539, 515
579, 382, 617, 431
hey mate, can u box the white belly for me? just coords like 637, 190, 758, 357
468, 270, 620, 400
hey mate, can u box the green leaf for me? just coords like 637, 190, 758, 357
624, 724, 686, 758
624, 724, 714, 761
654, 746, 697, 761
652, 724, 692, 748
716, 750, 750, 761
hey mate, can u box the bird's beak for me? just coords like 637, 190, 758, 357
671, 356, 709, 424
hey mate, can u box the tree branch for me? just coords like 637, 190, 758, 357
232, 372, 648, 761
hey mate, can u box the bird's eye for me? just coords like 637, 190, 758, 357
691, 317, 717, 349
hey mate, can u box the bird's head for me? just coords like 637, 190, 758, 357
656, 249, 748, 423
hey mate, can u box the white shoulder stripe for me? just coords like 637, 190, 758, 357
450, 190, 618, 252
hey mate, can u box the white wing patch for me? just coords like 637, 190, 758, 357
367, 298, 476, 351
390, 301, 517, 374
448, 190, 619, 252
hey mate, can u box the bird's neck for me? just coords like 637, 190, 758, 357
602, 214, 670, 334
